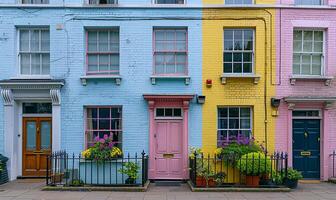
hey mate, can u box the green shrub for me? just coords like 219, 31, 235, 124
118, 162, 140, 180
286, 168, 303, 181
236, 152, 271, 176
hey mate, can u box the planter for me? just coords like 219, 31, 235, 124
283, 178, 298, 189
245, 175, 260, 187
195, 176, 215, 187
125, 178, 136, 184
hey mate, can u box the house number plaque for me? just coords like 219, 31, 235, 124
300, 151, 311, 156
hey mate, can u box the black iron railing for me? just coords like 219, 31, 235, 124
46, 151, 148, 187
189, 151, 288, 188
331, 150, 336, 178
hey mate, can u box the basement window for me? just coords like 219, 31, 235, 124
88, 0, 118, 4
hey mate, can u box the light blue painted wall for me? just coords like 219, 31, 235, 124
0, 7, 202, 156
0, 0, 202, 5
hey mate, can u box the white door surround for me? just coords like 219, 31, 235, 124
0, 79, 64, 180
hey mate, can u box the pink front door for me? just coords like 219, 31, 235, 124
154, 120, 183, 179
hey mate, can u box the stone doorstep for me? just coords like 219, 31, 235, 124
329, 178, 336, 184
187, 181, 291, 192
41, 180, 150, 192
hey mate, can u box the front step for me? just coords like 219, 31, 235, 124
154, 181, 183, 186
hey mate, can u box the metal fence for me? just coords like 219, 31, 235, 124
46, 151, 148, 187
189, 152, 288, 187
331, 150, 336, 178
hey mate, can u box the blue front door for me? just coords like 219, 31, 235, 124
293, 119, 320, 179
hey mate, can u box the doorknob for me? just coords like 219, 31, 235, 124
304, 132, 308, 138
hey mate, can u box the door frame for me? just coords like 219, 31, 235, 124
143, 94, 194, 180
289, 109, 323, 180
22, 117, 52, 177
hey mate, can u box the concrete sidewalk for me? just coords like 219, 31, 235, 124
0, 179, 335, 200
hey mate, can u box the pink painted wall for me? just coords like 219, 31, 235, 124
278, 0, 336, 6
275, 9, 336, 180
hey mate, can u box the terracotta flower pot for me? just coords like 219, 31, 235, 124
246, 175, 260, 187
196, 176, 215, 187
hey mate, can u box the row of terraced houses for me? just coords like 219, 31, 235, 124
0, 0, 335, 182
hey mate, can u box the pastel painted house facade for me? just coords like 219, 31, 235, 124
275, 0, 336, 180
0, 0, 203, 180
201, 0, 277, 155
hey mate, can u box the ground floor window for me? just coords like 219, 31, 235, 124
217, 107, 252, 147
85, 106, 122, 149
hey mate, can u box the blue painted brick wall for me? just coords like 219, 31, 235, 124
0, 6, 202, 155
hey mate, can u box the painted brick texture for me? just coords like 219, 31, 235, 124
275, 9, 336, 180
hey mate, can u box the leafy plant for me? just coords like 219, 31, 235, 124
81, 134, 122, 160
118, 162, 140, 180
70, 179, 84, 186
213, 172, 226, 185
286, 168, 303, 181
195, 157, 215, 187
236, 152, 271, 176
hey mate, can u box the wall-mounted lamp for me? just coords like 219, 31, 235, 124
271, 98, 281, 108
197, 95, 206, 104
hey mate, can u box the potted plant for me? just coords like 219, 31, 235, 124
283, 168, 302, 189
118, 162, 140, 184
214, 172, 226, 186
195, 158, 215, 187
237, 152, 271, 187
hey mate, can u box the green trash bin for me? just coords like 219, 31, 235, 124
0, 154, 9, 185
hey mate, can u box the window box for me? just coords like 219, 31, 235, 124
150, 75, 190, 85
220, 74, 260, 85
80, 75, 122, 86
289, 75, 333, 86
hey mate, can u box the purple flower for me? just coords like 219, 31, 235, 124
94, 136, 100, 142
103, 134, 109, 140
99, 139, 105, 144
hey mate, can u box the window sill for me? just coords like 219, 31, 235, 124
10, 75, 52, 80
289, 75, 333, 86
150, 75, 190, 85
80, 75, 122, 86
220, 74, 261, 84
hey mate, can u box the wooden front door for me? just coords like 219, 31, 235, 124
293, 119, 320, 179
154, 120, 183, 179
23, 117, 52, 177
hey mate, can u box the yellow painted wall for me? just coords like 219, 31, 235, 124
202, 8, 277, 154
203, 0, 277, 4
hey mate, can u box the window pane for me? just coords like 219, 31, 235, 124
293, 64, 300, 74
218, 119, 228, 129
21, 54, 30, 75
40, 121, 51, 150
176, 41, 186, 51
243, 63, 252, 73
229, 108, 239, 117
224, 52, 232, 62
224, 30, 233, 40
218, 108, 228, 118
293, 30, 302, 41
173, 108, 182, 117
88, 55, 98, 72
98, 31, 109, 52
26, 122, 37, 151
224, 40, 234, 50
176, 30, 186, 41
110, 31, 119, 52
233, 53, 242, 62
110, 54, 119, 72
293, 41, 302, 52
314, 31, 323, 41
30, 30, 40, 51
229, 119, 239, 129
301, 64, 310, 75
156, 0, 185, 4
31, 54, 40, 75
240, 119, 250, 129
224, 63, 232, 73
176, 54, 186, 64
99, 119, 110, 130
42, 54, 50, 75
99, 108, 110, 118
233, 63, 242, 73
314, 42, 323, 52
165, 108, 173, 117
156, 108, 164, 117
88, 32, 97, 52
303, 31, 313, 41
240, 108, 250, 117
243, 52, 252, 62
20, 30, 29, 51
293, 54, 300, 64
303, 41, 313, 52
41, 30, 49, 51
99, 55, 109, 71
295, 0, 321, 5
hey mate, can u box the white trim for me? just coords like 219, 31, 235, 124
22, 114, 52, 117
154, 107, 183, 119
292, 109, 322, 119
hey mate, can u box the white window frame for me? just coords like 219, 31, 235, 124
155, 107, 183, 119
217, 106, 253, 146
293, 29, 325, 76
223, 29, 255, 75
292, 109, 322, 119
85, 0, 118, 5
17, 28, 50, 78
19, 0, 49, 4
153, 0, 186, 4
224, 0, 254, 4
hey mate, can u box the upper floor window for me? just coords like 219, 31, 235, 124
21, 0, 49, 4
293, 30, 324, 76
294, 0, 322, 5
217, 107, 252, 147
154, 0, 185, 4
223, 29, 254, 74
19, 28, 50, 75
86, 29, 120, 75
88, 0, 117, 4
86, 107, 122, 149
153, 28, 188, 75
225, 0, 253, 4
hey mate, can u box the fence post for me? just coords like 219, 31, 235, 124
333, 150, 335, 178
142, 151, 145, 187
194, 151, 197, 185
